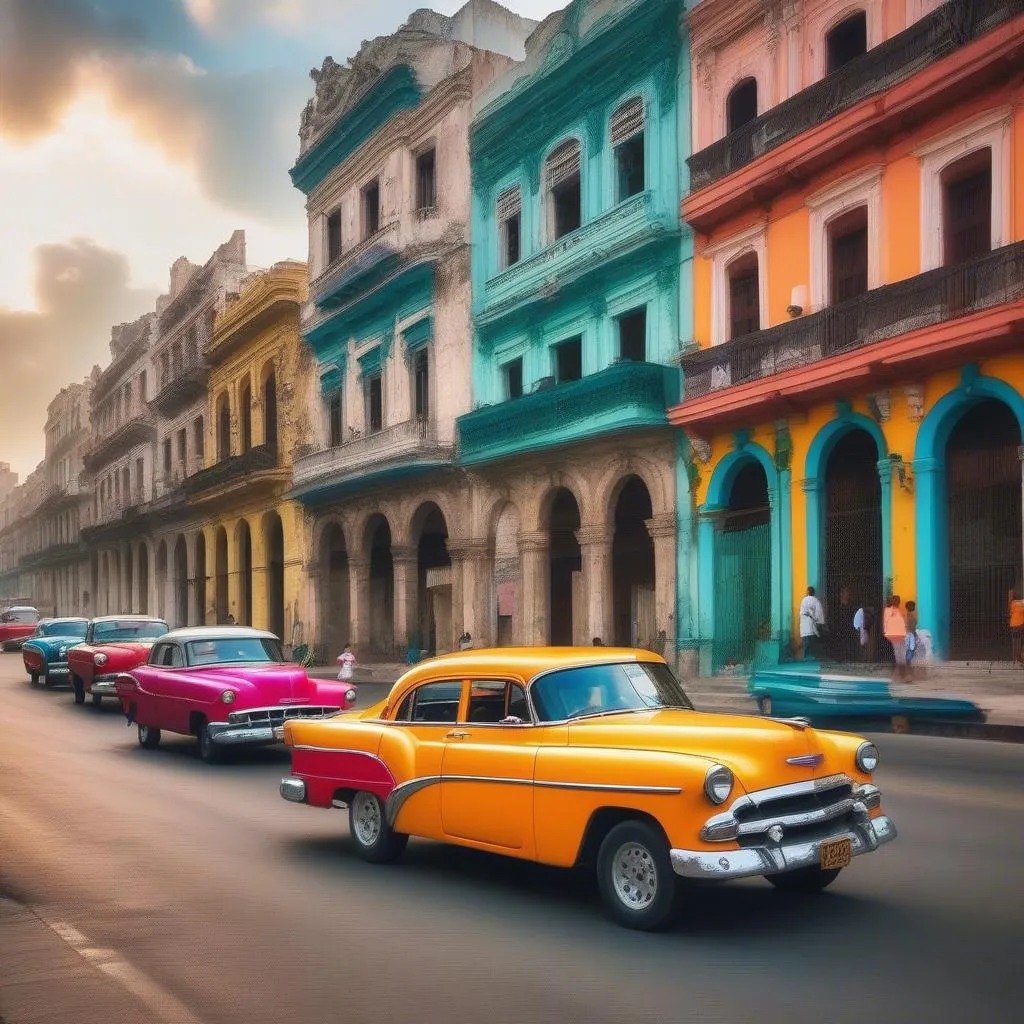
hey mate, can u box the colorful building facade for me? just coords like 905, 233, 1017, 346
674, 0, 1024, 670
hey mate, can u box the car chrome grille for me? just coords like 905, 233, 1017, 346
734, 777, 858, 848
226, 705, 340, 728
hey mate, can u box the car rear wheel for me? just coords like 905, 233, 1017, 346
767, 866, 842, 893
29, 671, 39, 686
91, 693, 103, 708
138, 724, 161, 749
596, 820, 678, 931
72, 676, 85, 705
758, 695, 772, 716
348, 791, 408, 864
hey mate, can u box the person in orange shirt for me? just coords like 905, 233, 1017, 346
884, 595, 907, 682
1009, 589, 1024, 667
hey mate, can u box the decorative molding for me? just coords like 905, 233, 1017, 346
687, 434, 712, 465
903, 384, 925, 422
774, 423, 792, 473
764, 6, 781, 55
867, 391, 891, 422
585, 107, 604, 155
708, 221, 769, 347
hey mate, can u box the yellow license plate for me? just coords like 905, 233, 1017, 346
820, 837, 852, 870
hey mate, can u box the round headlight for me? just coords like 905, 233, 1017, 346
94, 653, 108, 667
856, 741, 879, 774
344, 688, 356, 703
220, 690, 237, 704
57, 645, 67, 657
704, 764, 734, 805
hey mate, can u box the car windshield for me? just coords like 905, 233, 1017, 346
530, 661, 694, 723
39, 620, 87, 638
92, 620, 168, 643
186, 637, 284, 667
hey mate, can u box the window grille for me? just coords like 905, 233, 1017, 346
496, 186, 521, 222
545, 140, 581, 189
611, 97, 645, 146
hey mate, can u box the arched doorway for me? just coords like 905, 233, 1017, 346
173, 536, 188, 627
612, 476, 655, 647
320, 523, 349, 658
548, 488, 581, 645
824, 430, 883, 662
493, 505, 520, 646
263, 512, 285, 640
414, 503, 451, 654
714, 461, 770, 670
946, 399, 1023, 660
138, 543, 149, 615
125, 546, 134, 613
215, 526, 229, 623
367, 516, 394, 654
195, 533, 207, 625
156, 541, 168, 620
236, 520, 252, 626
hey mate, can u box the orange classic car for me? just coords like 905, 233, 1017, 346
279, 648, 896, 930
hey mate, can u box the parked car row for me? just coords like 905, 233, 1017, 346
11, 623, 898, 930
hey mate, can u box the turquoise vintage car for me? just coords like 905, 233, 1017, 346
748, 668, 983, 725
21, 617, 89, 686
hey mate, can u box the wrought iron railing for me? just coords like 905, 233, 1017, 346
679, 242, 1024, 401
19, 543, 83, 569
151, 353, 209, 414
310, 222, 400, 309
687, 0, 1022, 191
82, 410, 156, 470
184, 445, 279, 496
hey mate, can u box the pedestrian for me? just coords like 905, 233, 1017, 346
337, 642, 356, 682
1009, 589, 1024, 668
904, 600, 918, 679
799, 586, 825, 661
884, 595, 907, 681
458, 632, 472, 651
853, 605, 875, 662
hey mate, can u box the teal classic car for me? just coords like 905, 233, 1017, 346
21, 617, 89, 686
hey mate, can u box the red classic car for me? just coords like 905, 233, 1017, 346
0, 606, 42, 651
67, 616, 169, 707
114, 626, 358, 763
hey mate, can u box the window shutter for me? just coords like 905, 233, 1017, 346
496, 186, 520, 222
610, 97, 645, 146
545, 140, 581, 189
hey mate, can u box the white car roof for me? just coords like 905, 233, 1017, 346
161, 626, 280, 642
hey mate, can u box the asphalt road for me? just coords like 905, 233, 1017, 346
1, 654, 1021, 1024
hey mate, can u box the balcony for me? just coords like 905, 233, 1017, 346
185, 445, 285, 504
674, 243, 1024, 430
150, 355, 209, 416
457, 361, 681, 467
310, 222, 401, 311
19, 543, 84, 569
478, 191, 668, 328
82, 409, 156, 471
292, 419, 453, 502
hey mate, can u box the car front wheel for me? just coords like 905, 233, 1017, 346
767, 866, 842, 893
197, 722, 222, 764
348, 791, 408, 864
91, 693, 103, 708
596, 820, 678, 931
138, 724, 161, 749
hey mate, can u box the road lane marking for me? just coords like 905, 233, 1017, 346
42, 916, 206, 1024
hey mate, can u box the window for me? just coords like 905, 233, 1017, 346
497, 187, 521, 269
554, 336, 582, 383
362, 179, 380, 239
156, 643, 184, 668
135, 458, 144, 491
327, 390, 343, 447
217, 395, 231, 461
326, 209, 342, 265
176, 428, 187, 467
160, 351, 170, 388
828, 206, 869, 304
727, 253, 760, 339
545, 140, 581, 240
139, 370, 147, 400
240, 383, 253, 453
503, 357, 524, 400
466, 681, 531, 724
194, 418, 204, 461
399, 681, 463, 723
163, 438, 172, 473
611, 97, 645, 201
942, 149, 992, 265
413, 349, 429, 420
365, 373, 383, 434
415, 148, 436, 211
618, 308, 647, 362
826, 12, 867, 74
727, 78, 758, 133
122, 467, 130, 501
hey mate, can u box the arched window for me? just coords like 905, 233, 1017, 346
545, 139, 581, 241
941, 148, 992, 266
727, 78, 758, 134
826, 12, 867, 74
216, 393, 231, 461
727, 251, 760, 340
611, 97, 645, 201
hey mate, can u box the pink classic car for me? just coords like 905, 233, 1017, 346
114, 626, 357, 763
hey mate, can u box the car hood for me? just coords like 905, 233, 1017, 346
26, 635, 83, 650
566, 708, 834, 791
191, 664, 318, 704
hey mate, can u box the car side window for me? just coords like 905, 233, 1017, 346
150, 644, 165, 665
410, 681, 463, 724
507, 683, 529, 722
465, 681, 531, 724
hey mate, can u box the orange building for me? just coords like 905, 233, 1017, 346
673, 0, 1024, 671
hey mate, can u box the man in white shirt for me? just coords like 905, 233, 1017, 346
799, 586, 825, 660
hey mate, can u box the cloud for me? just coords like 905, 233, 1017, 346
0, 238, 158, 479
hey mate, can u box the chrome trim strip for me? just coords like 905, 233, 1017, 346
735, 797, 856, 836
205, 723, 277, 745
673, 815, 897, 880
785, 753, 825, 767
228, 704, 341, 721
90, 679, 118, 696
385, 776, 441, 826
770, 716, 811, 730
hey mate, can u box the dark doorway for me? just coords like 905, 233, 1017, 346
215, 527, 229, 623
416, 504, 451, 653
265, 513, 285, 640
240, 383, 253, 452
368, 516, 394, 654
138, 544, 149, 615
174, 536, 188, 627
612, 477, 655, 646
320, 524, 349, 658
195, 534, 207, 625
237, 520, 252, 626
548, 489, 581, 645
125, 546, 134, 614
263, 371, 278, 450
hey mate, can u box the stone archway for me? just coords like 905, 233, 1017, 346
611, 476, 655, 647
412, 502, 451, 654
263, 511, 286, 640
319, 522, 349, 658
214, 526, 229, 622
492, 504, 520, 646
546, 488, 582, 645
235, 520, 252, 626
365, 514, 394, 655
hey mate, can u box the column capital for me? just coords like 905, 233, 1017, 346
518, 531, 549, 553
390, 545, 417, 564
645, 514, 677, 539
575, 525, 613, 548
799, 477, 821, 494
347, 555, 371, 574
446, 538, 493, 561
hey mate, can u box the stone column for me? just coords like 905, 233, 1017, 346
186, 535, 200, 626
518, 531, 549, 646
347, 555, 372, 652
452, 541, 494, 648
646, 513, 678, 644
576, 526, 613, 646
392, 546, 419, 653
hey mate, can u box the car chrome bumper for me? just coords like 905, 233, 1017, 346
670, 814, 897, 880
279, 777, 307, 803
90, 677, 119, 695
205, 722, 279, 746
46, 664, 69, 675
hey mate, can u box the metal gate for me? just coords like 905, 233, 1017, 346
824, 431, 884, 663
947, 401, 1023, 661
713, 517, 771, 670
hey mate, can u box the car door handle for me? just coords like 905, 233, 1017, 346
446, 730, 470, 739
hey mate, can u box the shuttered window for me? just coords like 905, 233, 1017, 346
545, 140, 581, 189
496, 186, 520, 222
610, 97, 644, 146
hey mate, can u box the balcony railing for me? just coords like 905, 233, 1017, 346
82, 409, 156, 471
457, 361, 681, 466
150, 354, 209, 415
310, 222, 401, 310
687, 0, 1020, 191
679, 243, 1024, 402
292, 418, 451, 491
19, 543, 84, 569
184, 445, 279, 496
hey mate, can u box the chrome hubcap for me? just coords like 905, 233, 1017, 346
352, 793, 382, 847
612, 842, 658, 909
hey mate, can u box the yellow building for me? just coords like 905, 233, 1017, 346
188, 261, 318, 646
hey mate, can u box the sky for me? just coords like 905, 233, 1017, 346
0, 0, 564, 481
